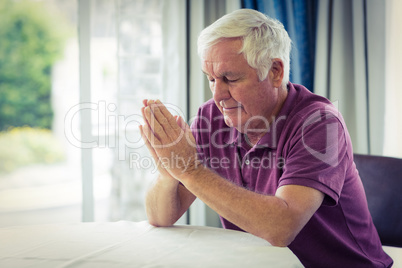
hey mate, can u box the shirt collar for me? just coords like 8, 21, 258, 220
223, 126, 239, 145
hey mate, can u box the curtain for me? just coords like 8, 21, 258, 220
107, 0, 187, 223
242, 0, 318, 91
314, 0, 386, 155
384, 0, 402, 158
244, 0, 388, 155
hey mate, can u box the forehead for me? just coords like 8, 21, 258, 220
201, 39, 248, 74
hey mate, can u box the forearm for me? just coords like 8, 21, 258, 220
139, 99, 321, 244
145, 175, 181, 226
146, 175, 194, 227
180, 168, 300, 246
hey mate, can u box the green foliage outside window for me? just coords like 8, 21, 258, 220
0, 0, 67, 131
0, 127, 65, 174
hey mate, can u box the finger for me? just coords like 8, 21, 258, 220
141, 106, 153, 128
176, 116, 186, 130
141, 106, 152, 133
142, 99, 157, 123
154, 100, 181, 132
141, 120, 162, 147
140, 125, 161, 163
177, 116, 192, 136
179, 116, 196, 147
144, 105, 168, 141
141, 106, 148, 124
140, 125, 168, 173
139, 125, 156, 156
150, 100, 181, 139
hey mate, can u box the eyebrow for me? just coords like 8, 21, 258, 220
202, 70, 210, 76
202, 70, 241, 78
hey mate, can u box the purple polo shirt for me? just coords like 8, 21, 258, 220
190, 83, 393, 267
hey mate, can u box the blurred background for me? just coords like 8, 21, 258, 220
0, 0, 164, 227
0, 0, 83, 226
0, 0, 401, 229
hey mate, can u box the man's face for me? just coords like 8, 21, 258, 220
201, 38, 284, 135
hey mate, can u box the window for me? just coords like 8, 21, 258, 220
76, 0, 187, 222
0, 0, 81, 226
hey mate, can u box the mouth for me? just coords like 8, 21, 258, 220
220, 101, 242, 111
223, 106, 240, 111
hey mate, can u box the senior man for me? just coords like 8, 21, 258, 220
139, 9, 392, 268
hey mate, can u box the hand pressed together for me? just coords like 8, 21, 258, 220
139, 99, 200, 181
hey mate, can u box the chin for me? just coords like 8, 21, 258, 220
224, 115, 237, 127
224, 116, 245, 131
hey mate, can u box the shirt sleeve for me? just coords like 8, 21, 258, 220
278, 107, 351, 206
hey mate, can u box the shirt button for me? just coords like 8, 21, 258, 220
245, 159, 250, 165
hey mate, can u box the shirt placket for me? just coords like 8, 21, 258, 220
237, 145, 254, 189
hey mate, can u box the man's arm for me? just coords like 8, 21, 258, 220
141, 99, 324, 246
180, 168, 324, 247
145, 174, 196, 227
140, 100, 196, 227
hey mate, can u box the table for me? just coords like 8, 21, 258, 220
0, 221, 303, 267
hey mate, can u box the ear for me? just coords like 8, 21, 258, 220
269, 59, 284, 88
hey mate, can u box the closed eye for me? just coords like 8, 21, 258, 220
203, 73, 239, 83
224, 77, 238, 83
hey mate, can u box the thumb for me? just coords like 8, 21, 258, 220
176, 116, 189, 131
178, 116, 195, 141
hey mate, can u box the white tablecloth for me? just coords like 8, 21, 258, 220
0, 221, 303, 267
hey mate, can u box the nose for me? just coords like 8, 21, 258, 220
211, 79, 231, 102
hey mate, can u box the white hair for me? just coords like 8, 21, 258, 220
197, 9, 292, 87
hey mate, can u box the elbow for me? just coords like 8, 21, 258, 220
148, 219, 161, 227
261, 230, 297, 247
147, 211, 177, 227
259, 217, 300, 247
268, 236, 294, 247
145, 205, 175, 227
148, 218, 174, 228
